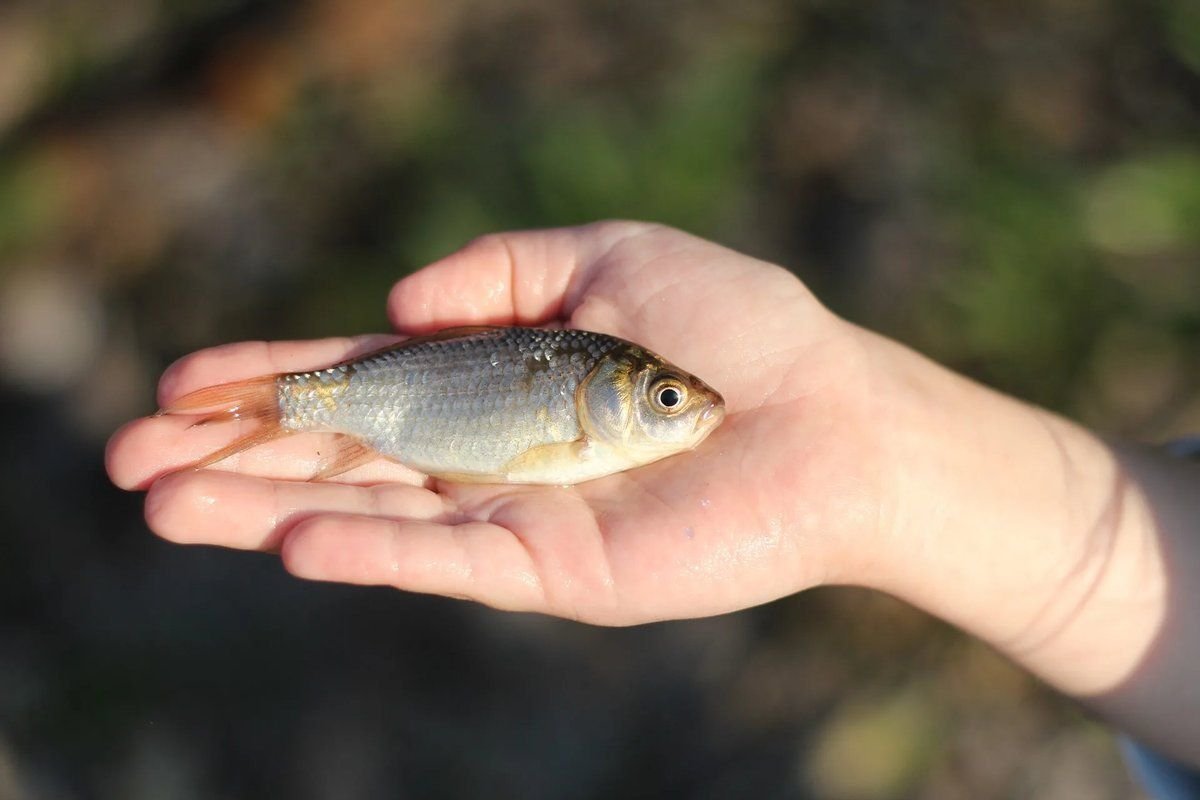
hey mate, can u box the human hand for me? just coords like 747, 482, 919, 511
107, 221, 1200, 763
107, 222, 893, 623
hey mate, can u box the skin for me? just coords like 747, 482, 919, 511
107, 221, 1200, 766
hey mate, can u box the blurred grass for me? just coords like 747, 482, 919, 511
0, 148, 62, 261
1, 0, 1196, 797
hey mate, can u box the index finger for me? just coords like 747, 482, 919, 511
386, 221, 659, 333
155, 334, 399, 408
107, 335, 416, 490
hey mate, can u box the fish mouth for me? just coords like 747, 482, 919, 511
695, 400, 726, 433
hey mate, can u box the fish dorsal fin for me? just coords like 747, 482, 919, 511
333, 326, 504, 367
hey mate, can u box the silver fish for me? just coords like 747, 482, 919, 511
160, 326, 725, 484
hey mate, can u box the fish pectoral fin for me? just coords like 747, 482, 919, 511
501, 437, 593, 482
310, 437, 380, 482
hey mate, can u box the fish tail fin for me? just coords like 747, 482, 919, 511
157, 375, 288, 470
187, 425, 290, 471
157, 376, 281, 423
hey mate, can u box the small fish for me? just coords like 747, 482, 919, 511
159, 326, 725, 485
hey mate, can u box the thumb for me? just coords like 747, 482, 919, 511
386, 221, 657, 333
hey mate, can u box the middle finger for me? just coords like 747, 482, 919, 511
144, 470, 451, 551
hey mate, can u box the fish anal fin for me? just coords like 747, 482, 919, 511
310, 437, 380, 482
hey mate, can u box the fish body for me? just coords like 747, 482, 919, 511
162, 327, 725, 484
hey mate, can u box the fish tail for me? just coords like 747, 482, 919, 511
157, 375, 280, 421
157, 375, 288, 470
185, 425, 290, 470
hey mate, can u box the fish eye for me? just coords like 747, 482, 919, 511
650, 379, 687, 413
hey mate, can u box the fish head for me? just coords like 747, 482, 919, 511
579, 346, 725, 463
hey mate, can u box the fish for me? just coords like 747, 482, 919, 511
158, 326, 725, 485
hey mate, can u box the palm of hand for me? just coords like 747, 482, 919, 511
108, 223, 883, 623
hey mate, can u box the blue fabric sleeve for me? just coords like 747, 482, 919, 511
1120, 436, 1200, 799
1120, 739, 1200, 800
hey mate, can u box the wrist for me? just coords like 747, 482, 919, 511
852, 328, 1166, 695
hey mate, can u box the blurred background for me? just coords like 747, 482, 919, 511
2, 0, 1198, 797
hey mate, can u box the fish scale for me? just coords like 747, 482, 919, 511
279, 328, 623, 476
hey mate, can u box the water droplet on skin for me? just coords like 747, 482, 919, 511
684, 526, 695, 539
699, 497, 712, 509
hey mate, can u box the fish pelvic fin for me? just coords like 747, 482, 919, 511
157, 375, 288, 471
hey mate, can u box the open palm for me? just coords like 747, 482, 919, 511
108, 222, 888, 623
